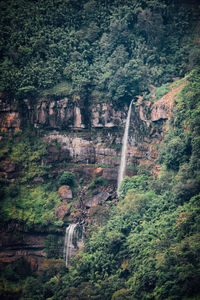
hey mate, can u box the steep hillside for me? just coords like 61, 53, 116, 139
0, 0, 200, 299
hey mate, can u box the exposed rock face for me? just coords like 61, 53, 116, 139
74, 106, 85, 128
26, 98, 74, 128
0, 83, 186, 269
47, 145, 70, 163
84, 191, 110, 208
0, 99, 18, 112
151, 99, 173, 121
58, 185, 73, 203
43, 131, 120, 165
151, 83, 185, 122
54, 204, 70, 219
91, 103, 126, 128
0, 99, 21, 132
93, 167, 103, 177
0, 232, 46, 271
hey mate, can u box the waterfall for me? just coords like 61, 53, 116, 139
63, 223, 77, 266
117, 100, 133, 192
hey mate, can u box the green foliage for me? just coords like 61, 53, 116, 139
58, 171, 75, 187
17, 85, 38, 99
3, 258, 31, 282
0, 257, 32, 299
159, 134, 190, 170
88, 176, 109, 190
0, 132, 64, 231
119, 174, 150, 198
43, 81, 72, 98
44, 235, 63, 259
0, 185, 63, 231
0, 1, 200, 300
0, 0, 198, 105
154, 82, 171, 100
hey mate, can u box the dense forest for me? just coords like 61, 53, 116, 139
0, 0, 200, 299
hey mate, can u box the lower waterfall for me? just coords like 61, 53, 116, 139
117, 100, 133, 193
63, 223, 77, 266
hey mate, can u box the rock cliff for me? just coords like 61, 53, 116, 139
0, 82, 185, 269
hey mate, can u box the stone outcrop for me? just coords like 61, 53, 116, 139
28, 98, 74, 128
58, 185, 73, 203
54, 204, 70, 220
91, 103, 126, 128
151, 83, 185, 122
0, 232, 46, 271
47, 145, 70, 163
74, 106, 85, 128
0, 99, 21, 132
84, 191, 110, 208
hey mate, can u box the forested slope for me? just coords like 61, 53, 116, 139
0, 0, 199, 105
0, 0, 200, 299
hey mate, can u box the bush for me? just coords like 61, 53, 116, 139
159, 135, 190, 170
88, 177, 109, 190
58, 172, 75, 187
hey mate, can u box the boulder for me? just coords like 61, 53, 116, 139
93, 167, 103, 177
151, 83, 185, 122
84, 191, 110, 208
58, 185, 73, 203
54, 204, 70, 219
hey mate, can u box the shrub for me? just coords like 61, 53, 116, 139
58, 172, 75, 187
88, 177, 109, 190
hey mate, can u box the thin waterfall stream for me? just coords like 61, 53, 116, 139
63, 223, 77, 266
117, 100, 133, 193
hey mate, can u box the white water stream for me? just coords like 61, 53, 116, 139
63, 223, 77, 266
117, 100, 133, 193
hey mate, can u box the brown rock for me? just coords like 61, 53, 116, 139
150, 164, 162, 177
91, 103, 125, 128
58, 185, 73, 203
102, 168, 118, 181
33, 177, 44, 183
74, 106, 85, 128
151, 83, 185, 122
93, 167, 103, 177
38, 102, 48, 124
54, 204, 70, 219
47, 146, 70, 163
84, 191, 110, 208
0, 112, 21, 131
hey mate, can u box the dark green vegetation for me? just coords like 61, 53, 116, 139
0, 0, 199, 106
0, 0, 200, 299
0, 132, 65, 231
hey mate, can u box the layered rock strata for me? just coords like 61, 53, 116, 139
0, 82, 185, 269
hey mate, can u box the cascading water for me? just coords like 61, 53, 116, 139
63, 223, 77, 266
117, 100, 133, 193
